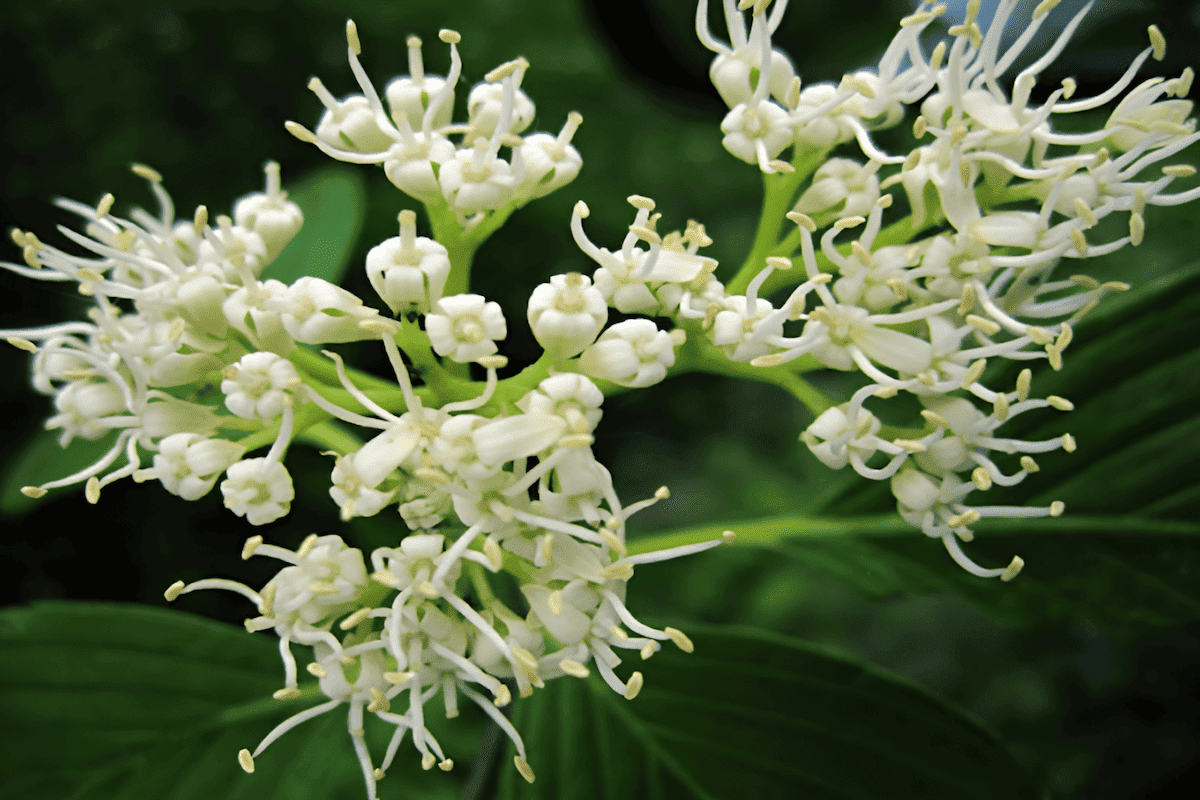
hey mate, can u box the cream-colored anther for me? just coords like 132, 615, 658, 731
7, 337, 37, 353
439, 29, 461, 44
422, 753, 436, 771
547, 589, 563, 615
494, 685, 511, 707
21, 486, 48, 499
477, 354, 508, 370
1148, 24, 1166, 60
929, 40, 947, 71
768, 160, 795, 173
238, 749, 255, 773
367, 687, 390, 713
966, 314, 1001, 336
307, 662, 327, 678
372, 570, 400, 588
1163, 165, 1197, 178
514, 756, 536, 783
655, 486, 670, 500
664, 627, 694, 653
339, 607, 372, 630
947, 509, 981, 528
834, 215, 866, 230
885, 278, 908, 301
273, 687, 302, 701
1061, 434, 1076, 452
438, 759, 454, 772
1000, 556, 1024, 582
786, 211, 817, 232
284, 121, 319, 144
1050, 500, 1065, 516
309, 581, 341, 596
242, 535, 263, 560
1025, 326, 1053, 345
384, 671, 415, 684
132, 163, 163, 183
1046, 396, 1074, 411
992, 393, 1010, 421
901, 10, 936, 26
893, 439, 927, 453
1020, 456, 1040, 473
766, 256, 793, 271
1016, 369, 1032, 402
920, 409, 951, 429
600, 563, 635, 581
417, 580, 439, 598
874, 385, 899, 399
345, 20, 362, 55
1101, 281, 1130, 292
1046, 344, 1063, 371
972, 467, 992, 491
559, 659, 590, 678
722, 530, 736, 543
913, 115, 927, 138
1033, 0, 1061, 19
1070, 228, 1089, 257
949, 123, 969, 146
640, 642, 656, 660
1073, 198, 1098, 228
83, 476, 101, 504
599, 529, 626, 557
903, 150, 921, 172
842, 74, 876, 99
164, 581, 186, 602
627, 194, 655, 210
1061, 77, 1077, 100
296, 534, 319, 558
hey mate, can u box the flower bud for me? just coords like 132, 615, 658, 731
527, 273, 607, 360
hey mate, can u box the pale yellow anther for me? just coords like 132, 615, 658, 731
1000, 556, 1024, 582
599, 529, 626, 557
439, 29, 461, 44
1070, 227, 1089, 257
886, 278, 908, 301
768, 160, 795, 174
893, 439, 927, 453
238, 749, 255, 773
1044, 395, 1073, 412
494, 685, 511, 707
920, 409, 950, 429
1072, 198, 1097, 228
1061, 77, 1077, 100
787, 76, 801, 109
1020, 456, 1040, 473
7, 336, 38, 353
417, 580, 439, 598
22, 244, 41, 268
339, 607, 372, 630
874, 385, 899, 399
309, 581, 341, 596
640, 642, 657, 660
786, 211, 817, 232
114, 229, 137, 253
948, 510, 981, 528
1101, 281, 1130, 292
903, 150, 921, 172
273, 687, 302, 701
949, 123, 969, 146
547, 589, 564, 615
414, 467, 451, 486
297, 533, 319, 558
422, 753, 436, 771
972, 467, 992, 491
1023, 326, 1051, 346
284, 121, 318, 144
993, 393, 1010, 421
850, 241, 873, 265
307, 662, 327, 678
628, 225, 661, 245
1148, 24, 1166, 61
917, 372, 937, 388
1055, 326, 1073, 353
242, 535, 263, 560
834, 215, 866, 230
600, 563, 635, 581
359, 319, 399, 336
655, 486, 670, 500
515, 756, 536, 784
560, 659, 590, 678
20, 486, 47, 499
558, 433, 595, 449
664, 627, 695, 653
901, 10, 936, 27
766, 256, 793, 271
966, 314, 1001, 336
929, 40, 947, 71
1061, 434, 1076, 453
1033, 0, 1061, 19
1046, 344, 1063, 371
372, 570, 400, 588
164, 580, 186, 602
367, 687, 390, 713
94, 193, 115, 218
438, 759, 454, 772
1162, 164, 1197, 179
346, 20, 362, 55
624, 671, 645, 700
83, 476, 101, 504
385, 670, 415, 685
477, 354, 508, 370
1050, 500, 1066, 517
132, 163, 163, 183
841, 75, 876, 99
374, 768, 386, 781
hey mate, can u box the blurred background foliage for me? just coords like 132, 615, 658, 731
2, 0, 1200, 797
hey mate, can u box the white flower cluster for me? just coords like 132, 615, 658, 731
668, 0, 1196, 577
168, 488, 730, 791
286, 22, 583, 227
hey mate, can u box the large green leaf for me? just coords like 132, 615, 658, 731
498, 624, 1039, 800
259, 165, 367, 287
0, 601, 468, 800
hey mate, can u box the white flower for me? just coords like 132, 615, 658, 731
793, 158, 881, 227
512, 112, 583, 202
579, 319, 679, 388
385, 35, 457, 132
275, 276, 381, 344
136, 432, 245, 501
526, 273, 608, 360
221, 352, 303, 421
365, 211, 451, 314
221, 457, 295, 525
425, 294, 507, 363
233, 161, 304, 261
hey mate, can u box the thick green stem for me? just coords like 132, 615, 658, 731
296, 419, 364, 455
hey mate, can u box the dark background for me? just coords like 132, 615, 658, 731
2, 1, 1200, 797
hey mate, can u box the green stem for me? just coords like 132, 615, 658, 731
464, 561, 498, 607
727, 147, 830, 295
296, 419, 364, 455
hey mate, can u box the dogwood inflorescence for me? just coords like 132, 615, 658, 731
3, 0, 1198, 795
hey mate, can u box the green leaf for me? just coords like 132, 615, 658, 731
0, 601, 466, 800
498, 624, 1039, 800
0, 430, 119, 516
259, 165, 367, 287
632, 514, 1200, 630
